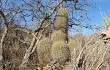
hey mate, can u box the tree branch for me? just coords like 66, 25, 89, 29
0, 10, 8, 70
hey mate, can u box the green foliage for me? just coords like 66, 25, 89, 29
51, 41, 70, 63
51, 30, 67, 42
37, 37, 52, 65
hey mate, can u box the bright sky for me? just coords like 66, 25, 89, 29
80, 0, 110, 35
9, 0, 109, 35
22, 0, 110, 35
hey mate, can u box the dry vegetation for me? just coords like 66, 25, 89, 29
0, 0, 109, 70
0, 27, 110, 70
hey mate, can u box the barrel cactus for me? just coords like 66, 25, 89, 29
51, 30, 67, 43
54, 16, 68, 33
57, 8, 68, 18
54, 8, 68, 33
51, 41, 70, 63
37, 37, 52, 65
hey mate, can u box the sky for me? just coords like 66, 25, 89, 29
26, 0, 110, 35
80, 0, 110, 35
18, 0, 110, 35
1, 0, 109, 35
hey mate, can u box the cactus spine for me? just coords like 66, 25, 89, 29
51, 41, 69, 63
51, 30, 67, 43
50, 8, 69, 63
54, 8, 68, 34
37, 38, 52, 65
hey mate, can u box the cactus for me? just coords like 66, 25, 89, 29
37, 37, 52, 65
54, 8, 68, 33
57, 8, 68, 19
51, 41, 70, 63
54, 16, 68, 33
51, 30, 67, 43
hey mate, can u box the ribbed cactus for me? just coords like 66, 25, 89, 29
57, 8, 68, 18
54, 17, 68, 33
54, 8, 68, 33
51, 30, 67, 43
37, 38, 52, 65
51, 41, 70, 63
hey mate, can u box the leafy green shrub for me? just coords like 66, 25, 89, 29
37, 37, 52, 65
51, 41, 70, 63
51, 30, 67, 43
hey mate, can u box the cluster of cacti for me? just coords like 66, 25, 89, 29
51, 41, 69, 62
51, 30, 67, 43
37, 38, 52, 65
54, 8, 68, 34
54, 17, 68, 33
50, 8, 70, 63
37, 8, 70, 65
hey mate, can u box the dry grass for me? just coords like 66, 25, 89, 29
1, 28, 110, 70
